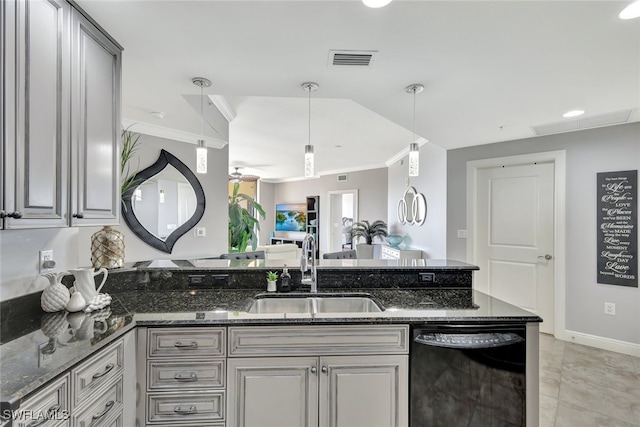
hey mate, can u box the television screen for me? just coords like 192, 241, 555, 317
275, 203, 306, 232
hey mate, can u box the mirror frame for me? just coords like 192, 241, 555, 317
122, 149, 206, 253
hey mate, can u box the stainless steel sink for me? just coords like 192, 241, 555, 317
247, 293, 383, 314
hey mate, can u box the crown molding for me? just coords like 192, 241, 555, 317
122, 119, 228, 149
385, 137, 429, 167
208, 95, 237, 122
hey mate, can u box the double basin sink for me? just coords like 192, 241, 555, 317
248, 293, 384, 314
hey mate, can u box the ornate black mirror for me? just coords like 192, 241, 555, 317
122, 150, 205, 253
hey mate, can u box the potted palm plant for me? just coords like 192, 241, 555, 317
351, 220, 388, 259
228, 182, 266, 252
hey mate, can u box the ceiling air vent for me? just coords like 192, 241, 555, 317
337, 174, 348, 182
531, 109, 633, 136
329, 50, 377, 67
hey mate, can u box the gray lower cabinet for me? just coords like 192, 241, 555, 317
11, 331, 134, 427
70, 331, 135, 427
136, 327, 227, 426
13, 374, 70, 427
1, 0, 121, 229
226, 325, 409, 427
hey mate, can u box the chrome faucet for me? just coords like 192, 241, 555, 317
300, 233, 317, 293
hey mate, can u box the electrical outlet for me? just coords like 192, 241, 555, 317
604, 302, 616, 316
457, 229, 467, 239
195, 227, 206, 237
39, 250, 55, 273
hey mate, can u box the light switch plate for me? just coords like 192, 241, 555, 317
195, 227, 206, 237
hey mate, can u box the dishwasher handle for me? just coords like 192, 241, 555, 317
414, 332, 523, 349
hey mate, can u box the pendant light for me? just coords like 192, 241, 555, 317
302, 82, 319, 178
620, 0, 640, 19
405, 83, 424, 177
362, 0, 392, 8
192, 77, 211, 174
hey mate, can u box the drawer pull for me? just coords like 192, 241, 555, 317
174, 372, 198, 381
92, 363, 115, 379
174, 341, 198, 349
91, 400, 114, 425
26, 403, 62, 426
174, 405, 197, 415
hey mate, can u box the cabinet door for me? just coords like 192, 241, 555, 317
70, 9, 121, 226
227, 357, 319, 427
2, 0, 70, 229
319, 355, 408, 427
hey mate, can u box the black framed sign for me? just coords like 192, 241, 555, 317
597, 170, 637, 287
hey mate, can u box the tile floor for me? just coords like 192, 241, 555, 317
539, 333, 640, 426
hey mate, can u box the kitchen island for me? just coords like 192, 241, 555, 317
0, 259, 540, 426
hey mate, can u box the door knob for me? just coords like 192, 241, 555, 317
537, 254, 553, 260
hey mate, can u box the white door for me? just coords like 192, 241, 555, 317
474, 162, 555, 333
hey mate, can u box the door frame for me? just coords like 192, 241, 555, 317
327, 189, 359, 252
466, 150, 566, 338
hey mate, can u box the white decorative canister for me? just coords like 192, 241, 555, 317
91, 226, 125, 269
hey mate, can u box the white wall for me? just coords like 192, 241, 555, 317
0, 134, 229, 302
447, 122, 640, 346
272, 168, 388, 255
387, 141, 448, 259
78, 134, 229, 265
258, 181, 275, 246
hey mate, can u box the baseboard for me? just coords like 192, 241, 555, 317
557, 329, 640, 357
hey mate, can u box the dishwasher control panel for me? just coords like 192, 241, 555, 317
414, 332, 523, 349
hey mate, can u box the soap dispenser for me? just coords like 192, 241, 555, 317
279, 265, 291, 292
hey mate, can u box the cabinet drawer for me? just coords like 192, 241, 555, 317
72, 376, 122, 427
15, 375, 69, 427
147, 327, 225, 358
381, 246, 400, 259
146, 392, 225, 424
229, 325, 409, 357
71, 339, 123, 408
148, 359, 225, 391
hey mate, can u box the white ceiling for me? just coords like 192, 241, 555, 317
77, 0, 640, 181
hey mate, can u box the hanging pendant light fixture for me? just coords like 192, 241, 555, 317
405, 83, 424, 177
302, 82, 319, 178
362, 0, 392, 8
192, 77, 211, 174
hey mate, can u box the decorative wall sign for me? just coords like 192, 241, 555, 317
397, 186, 427, 226
596, 170, 637, 287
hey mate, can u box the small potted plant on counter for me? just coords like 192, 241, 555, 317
266, 271, 278, 292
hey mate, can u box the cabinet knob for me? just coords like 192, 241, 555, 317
321, 366, 328, 374
311, 366, 317, 374
0, 211, 22, 219
72, 213, 84, 218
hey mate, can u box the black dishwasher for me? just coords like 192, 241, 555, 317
410, 324, 526, 427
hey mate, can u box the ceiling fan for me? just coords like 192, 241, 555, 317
228, 167, 260, 183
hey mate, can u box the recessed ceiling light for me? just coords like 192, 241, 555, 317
335, 145, 342, 148
563, 110, 585, 118
620, 0, 640, 19
150, 111, 165, 119
362, 0, 392, 8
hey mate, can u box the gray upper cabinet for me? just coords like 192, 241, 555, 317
1, 0, 121, 229
1, 0, 71, 228
70, 8, 121, 226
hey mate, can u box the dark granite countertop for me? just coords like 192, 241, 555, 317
0, 260, 537, 412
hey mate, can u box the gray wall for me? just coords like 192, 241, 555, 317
447, 122, 640, 344
0, 134, 229, 302
387, 141, 448, 259
272, 168, 388, 255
